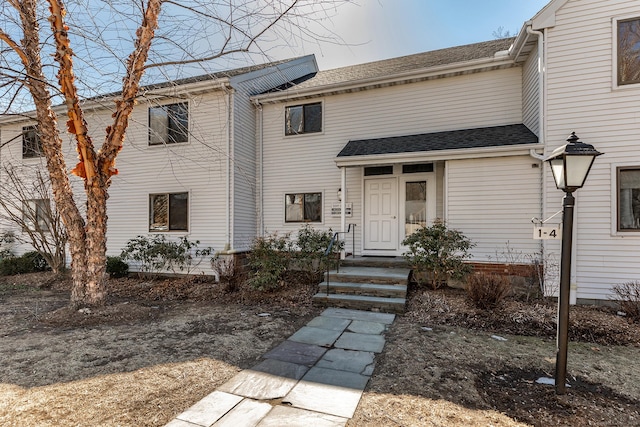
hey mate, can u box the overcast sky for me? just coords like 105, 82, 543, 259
267, 0, 551, 71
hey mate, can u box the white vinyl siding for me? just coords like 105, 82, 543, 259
544, 0, 640, 301
446, 156, 542, 262
261, 67, 523, 254
75, 92, 229, 274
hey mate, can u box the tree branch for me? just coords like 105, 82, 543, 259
98, 0, 162, 179
47, 0, 97, 182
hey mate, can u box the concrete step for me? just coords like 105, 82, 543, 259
340, 256, 409, 269
318, 282, 407, 298
312, 293, 406, 314
326, 266, 410, 286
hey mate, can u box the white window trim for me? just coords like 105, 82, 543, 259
612, 15, 640, 91
148, 101, 190, 147
283, 100, 324, 137
611, 162, 640, 237
282, 190, 324, 226
148, 190, 191, 233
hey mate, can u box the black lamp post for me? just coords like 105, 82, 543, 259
545, 132, 602, 395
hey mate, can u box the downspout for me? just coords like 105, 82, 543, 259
255, 101, 264, 236
220, 82, 234, 251
527, 25, 565, 301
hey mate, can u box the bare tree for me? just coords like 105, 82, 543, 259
0, 165, 67, 273
0, 0, 348, 307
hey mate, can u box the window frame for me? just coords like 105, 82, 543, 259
22, 198, 50, 232
615, 166, 640, 233
284, 102, 322, 136
22, 125, 43, 159
284, 192, 323, 223
149, 192, 189, 232
148, 102, 189, 146
614, 16, 640, 88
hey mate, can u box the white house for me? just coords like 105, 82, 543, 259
254, 0, 640, 304
2, 0, 640, 303
0, 56, 318, 274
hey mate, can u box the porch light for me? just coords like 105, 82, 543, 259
547, 132, 602, 193
545, 132, 602, 396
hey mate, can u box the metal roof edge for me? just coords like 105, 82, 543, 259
252, 55, 517, 104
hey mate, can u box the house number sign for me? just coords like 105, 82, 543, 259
533, 225, 561, 240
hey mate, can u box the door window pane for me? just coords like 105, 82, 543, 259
405, 181, 426, 237
619, 168, 640, 230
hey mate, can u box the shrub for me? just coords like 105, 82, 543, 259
0, 251, 49, 276
106, 256, 129, 278
120, 235, 213, 278
294, 225, 342, 284
612, 281, 640, 322
466, 272, 512, 310
402, 219, 474, 289
246, 232, 293, 291
247, 226, 343, 291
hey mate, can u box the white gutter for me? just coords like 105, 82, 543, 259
335, 143, 543, 168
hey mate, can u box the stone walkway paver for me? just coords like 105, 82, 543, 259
165, 308, 395, 427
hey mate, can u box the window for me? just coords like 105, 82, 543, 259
403, 163, 434, 174
617, 18, 640, 85
285, 192, 322, 223
149, 192, 188, 231
22, 125, 43, 158
405, 181, 427, 237
364, 166, 393, 176
285, 102, 322, 135
149, 102, 189, 145
618, 168, 640, 231
23, 199, 50, 232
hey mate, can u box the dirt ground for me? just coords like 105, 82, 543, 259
1, 273, 639, 426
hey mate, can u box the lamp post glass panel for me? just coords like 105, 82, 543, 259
545, 132, 602, 395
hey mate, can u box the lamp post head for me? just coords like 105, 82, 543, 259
545, 132, 603, 193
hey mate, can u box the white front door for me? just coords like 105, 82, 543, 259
364, 178, 398, 250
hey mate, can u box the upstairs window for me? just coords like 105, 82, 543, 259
285, 192, 322, 223
22, 125, 43, 158
149, 102, 189, 145
285, 102, 322, 135
23, 199, 50, 232
149, 192, 189, 231
617, 18, 640, 85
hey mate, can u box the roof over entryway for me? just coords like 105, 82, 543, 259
335, 124, 540, 167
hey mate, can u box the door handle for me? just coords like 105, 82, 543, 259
391, 216, 396, 219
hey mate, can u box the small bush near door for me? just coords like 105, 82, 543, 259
402, 219, 474, 289
247, 226, 342, 291
612, 281, 640, 322
466, 272, 512, 310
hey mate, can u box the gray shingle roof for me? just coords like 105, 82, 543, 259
337, 124, 538, 157
294, 38, 515, 90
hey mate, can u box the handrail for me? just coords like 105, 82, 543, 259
324, 224, 356, 296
